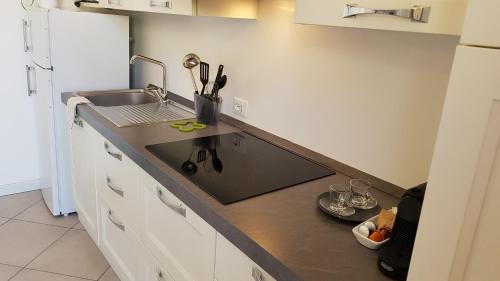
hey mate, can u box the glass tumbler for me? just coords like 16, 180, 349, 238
329, 184, 355, 216
349, 179, 377, 209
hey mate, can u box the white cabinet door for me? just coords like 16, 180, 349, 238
71, 118, 99, 242
104, 0, 136, 11
141, 175, 216, 281
461, 0, 500, 48
99, 198, 146, 281
215, 234, 276, 281
135, 0, 194, 16
408, 46, 500, 281
295, 0, 467, 35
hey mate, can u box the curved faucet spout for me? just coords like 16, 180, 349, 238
130, 55, 168, 104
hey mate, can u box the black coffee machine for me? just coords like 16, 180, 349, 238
378, 183, 426, 280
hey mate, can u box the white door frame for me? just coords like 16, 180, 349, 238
408, 46, 500, 281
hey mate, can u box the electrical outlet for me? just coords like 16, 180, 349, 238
233, 97, 248, 117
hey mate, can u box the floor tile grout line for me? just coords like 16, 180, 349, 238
96, 266, 111, 281
6, 264, 23, 281
22, 226, 72, 270
0, 197, 43, 227
9, 198, 44, 220
11, 218, 77, 229
13, 267, 97, 281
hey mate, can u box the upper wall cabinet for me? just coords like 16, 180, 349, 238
295, 0, 468, 35
461, 0, 500, 48
81, 0, 258, 19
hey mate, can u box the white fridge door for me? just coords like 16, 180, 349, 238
48, 9, 129, 215
461, 0, 500, 48
409, 46, 500, 281
32, 65, 60, 215
28, 8, 51, 68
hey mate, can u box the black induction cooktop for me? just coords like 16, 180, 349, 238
146, 132, 335, 204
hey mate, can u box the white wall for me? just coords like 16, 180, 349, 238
0, 2, 41, 192
132, 0, 458, 189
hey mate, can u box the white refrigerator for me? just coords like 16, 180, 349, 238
26, 8, 129, 215
409, 0, 500, 280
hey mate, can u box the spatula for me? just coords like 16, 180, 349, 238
200, 62, 209, 96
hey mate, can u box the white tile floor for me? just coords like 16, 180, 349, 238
0, 190, 120, 281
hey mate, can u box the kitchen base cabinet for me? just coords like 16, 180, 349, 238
69, 115, 279, 281
71, 119, 99, 243
141, 175, 217, 281
99, 198, 146, 281
215, 234, 277, 281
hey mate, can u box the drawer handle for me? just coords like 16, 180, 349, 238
108, 210, 125, 231
150, 0, 171, 8
156, 186, 186, 218
108, 0, 120, 5
106, 177, 124, 197
104, 142, 122, 161
343, 4, 431, 23
252, 266, 264, 281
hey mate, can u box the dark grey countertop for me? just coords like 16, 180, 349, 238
63, 93, 399, 281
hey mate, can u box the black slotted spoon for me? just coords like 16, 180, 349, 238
200, 62, 209, 96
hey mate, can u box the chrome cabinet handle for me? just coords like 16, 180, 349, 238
150, 0, 171, 8
108, 0, 121, 5
252, 266, 264, 281
343, 4, 431, 23
108, 210, 125, 231
25, 65, 36, 96
104, 142, 122, 161
106, 177, 124, 197
22, 19, 31, 52
156, 186, 186, 217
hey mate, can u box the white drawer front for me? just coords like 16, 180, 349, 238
296, 0, 467, 35
135, 0, 194, 15
99, 199, 145, 281
145, 254, 176, 281
141, 175, 216, 281
97, 140, 140, 232
215, 234, 277, 281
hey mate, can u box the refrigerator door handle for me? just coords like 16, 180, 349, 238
25, 65, 37, 96
22, 19, 31, 53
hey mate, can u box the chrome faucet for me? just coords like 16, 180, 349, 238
130, 55, 168, 105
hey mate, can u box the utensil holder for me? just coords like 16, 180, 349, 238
194, 93, 222, 125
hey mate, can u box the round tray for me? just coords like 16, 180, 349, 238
317, 192, 381, 223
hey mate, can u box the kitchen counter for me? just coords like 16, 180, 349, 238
63, 93, 399, 281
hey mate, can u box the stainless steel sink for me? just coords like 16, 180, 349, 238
80, 89, 158, 107
76, 89, 194, 127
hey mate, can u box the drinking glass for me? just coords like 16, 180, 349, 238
349, 179, 377, 209
329, 184, 355, 216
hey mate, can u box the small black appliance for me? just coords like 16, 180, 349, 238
378, 183, 427, 280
